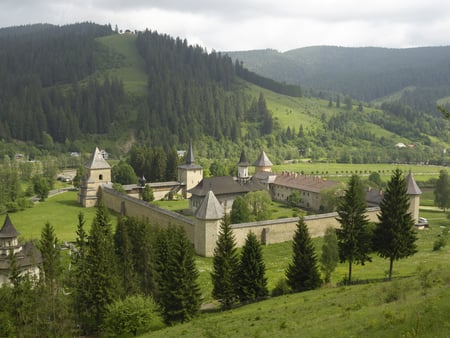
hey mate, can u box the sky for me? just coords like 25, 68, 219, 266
1, 0, 450, 52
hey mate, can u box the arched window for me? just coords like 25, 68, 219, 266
99, 174, 103, 180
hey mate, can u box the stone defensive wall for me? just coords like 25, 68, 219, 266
101, 187, 196, 242
231, 207, 380, 247
101, 187, 380, 256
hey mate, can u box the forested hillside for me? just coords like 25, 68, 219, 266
0, 23, 449, 166
226, 46, 450, 112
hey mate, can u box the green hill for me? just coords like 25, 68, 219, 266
0, 24, 449, 166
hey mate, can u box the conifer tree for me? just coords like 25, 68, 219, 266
84, 203, 120, 334
155, 226, 201, 324
114, 216, 139, 295
38, 221, 63, 332
374, 169, 418, 280
211, 214, 240, 309
434, 170, 450, 212
238, 232, 268, 303
336, 175, 372, 284
286, 217, 321, 292
71, 212, 90, 334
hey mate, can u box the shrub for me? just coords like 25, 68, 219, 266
271, 278, 290, 297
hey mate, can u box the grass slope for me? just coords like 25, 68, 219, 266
145, 208, 450, 337
96, 34, 147, 95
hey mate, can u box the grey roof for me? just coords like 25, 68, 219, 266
186, 142, 195, 165
85, 147, 110, 170
195, 190, 224, 220
0, 241, 42, 270
189, 176, 266, 197
238, 150, 249, 167
253, 150, 273, 167
406, 172, 422, 195
366, 188, 384, 206
0, 214, 19, 238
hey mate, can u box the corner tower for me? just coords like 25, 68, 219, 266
78, 147, 111, 207
178, 142, 203, 198
406, 172, 422, 224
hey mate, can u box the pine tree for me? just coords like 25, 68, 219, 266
71, 212, 90, 334
434, 170, 450, 212
84, 203, 120, 334
374, 169, 418, 280
238, 232, 268, 303
286, 217, 321, 292
114, 216, 139, 295
211, 214, 240, 309
38, 222, 62, 332
336, 175, 372, 284
320, 227, 339, 283
155, 226, 201, 324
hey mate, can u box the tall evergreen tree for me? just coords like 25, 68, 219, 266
114, 216, 139, 295
286, 217, 321, 292
374, 169, 418, 280
336, 175, 372, 283
38, 221, 63, 333
155, 226, 201, 324
238, 232, 268, 303
83, 203, 120, 334
71, 212, 90, 334
211, 214, 240, 309
320, 227, 339, 284
434, 170, 450, 212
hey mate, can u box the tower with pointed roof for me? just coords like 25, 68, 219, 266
237, 150, 250, 183
253, 150, 273, 173
0, 215, 42, 286
78, 147, 112, 207
178, 142, 203, 198
406, 172, 422, 224
195, 190, 224, 256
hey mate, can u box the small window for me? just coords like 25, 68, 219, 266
99, 174, 103, 180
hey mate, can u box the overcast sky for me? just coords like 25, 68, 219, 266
1, 1, 450, 52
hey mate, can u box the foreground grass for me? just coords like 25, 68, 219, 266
144, 268, 450, 337
147, 208, 450, 337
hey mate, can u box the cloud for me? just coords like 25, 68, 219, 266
1, 0, 450, 51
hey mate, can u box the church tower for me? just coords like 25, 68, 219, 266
178, 142, 203, 198
253, 150, 273, 173
237, 150, 250, 183
78, 147, 111, 207
406, 172, 422, 224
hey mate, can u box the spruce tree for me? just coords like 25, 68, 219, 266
374, 169, 418, 280
84, 203, 120, 334
434, 170, 450, 212
38, 222, 62, 332
336, 175, 372, 284
286, 217, 321, 292
155, 226, 201, 324
211, 214, 240, 309
114, 216, 139, 295
238, 232, 268, 303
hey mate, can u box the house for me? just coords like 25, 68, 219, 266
0, 215, 42, 286
270, 172, 342, 210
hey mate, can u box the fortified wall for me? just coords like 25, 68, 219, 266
101, 187, 380, 257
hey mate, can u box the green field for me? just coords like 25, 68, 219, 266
7, 191, 98, 242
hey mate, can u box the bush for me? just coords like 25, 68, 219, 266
101, 295, 165, 337
271, 278, 290, 297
